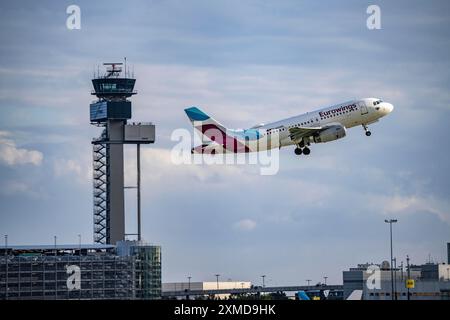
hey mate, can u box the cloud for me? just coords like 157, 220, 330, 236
0, 180, 29, 195
0, 179, 42, 198
233, 219, 257, 231
370, 194, 450, 225
53, 158, 92, 184
0, 131, 43, 166
124, 147, 256, 186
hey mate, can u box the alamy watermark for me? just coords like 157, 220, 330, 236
66, 264, 81, 290
171, 128, 280, 176
367, 5, 381, 30
365, 265, 381, 290
66, 5, 81, 30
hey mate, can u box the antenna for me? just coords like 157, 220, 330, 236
103, 63, 123, 78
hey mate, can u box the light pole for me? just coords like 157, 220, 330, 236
215, 274, 220, 290
406, 255, 411, 300
400, 261, 404, 282
306, 279, 311, 287
54, 235, 57, 300
385, 219, 397, 301
261, 275, 266, 288
5, 235, 8, 300
187, 276, 191, 291
78, 234, 82, 300
323, 276, 328, 286
393, 257, 397, 300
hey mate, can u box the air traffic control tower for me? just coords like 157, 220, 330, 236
90, 62, 155, 245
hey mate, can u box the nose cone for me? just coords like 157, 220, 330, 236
385, 103, 394, 113
381, 102, 394, 115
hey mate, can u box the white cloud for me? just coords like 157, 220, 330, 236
0, 131, 43, 166
125, 147, 256, 186
370, 194, 450, 225
233, 219, 257, 231
0, 179, 42, 198
53, 158, 92, 184
0, 180, 29, 195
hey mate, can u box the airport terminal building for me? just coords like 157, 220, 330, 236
0, 241, 161, 300
343, 261, 450, 300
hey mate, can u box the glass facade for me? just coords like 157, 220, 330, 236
0, 244, 161, 300
132, 245, 162, 299
91, 78, 136, 99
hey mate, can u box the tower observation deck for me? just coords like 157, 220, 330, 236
90, 62, 155, 245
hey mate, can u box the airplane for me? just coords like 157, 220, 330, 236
184, 98, 393, 156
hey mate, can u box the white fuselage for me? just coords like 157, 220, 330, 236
243, 98, 394, 151
189, 98, 393, 154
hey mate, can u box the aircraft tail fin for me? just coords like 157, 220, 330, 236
184, 107, 227, 133
184, 106, 251, 153
297, 291, 311, 301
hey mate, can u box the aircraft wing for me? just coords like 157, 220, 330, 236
288, 126, 322, 142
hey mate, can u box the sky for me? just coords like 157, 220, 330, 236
0, 0, 449, 286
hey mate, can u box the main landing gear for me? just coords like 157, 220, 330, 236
294, 141, 311, 156
294, 146, 311, 155
362, 124, 371, 137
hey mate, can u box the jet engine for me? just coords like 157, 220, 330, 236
313, 125, 346, 143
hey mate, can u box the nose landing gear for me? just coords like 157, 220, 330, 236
362, 124, 371, 136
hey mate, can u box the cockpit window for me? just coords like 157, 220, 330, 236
373, 99, 383, 106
